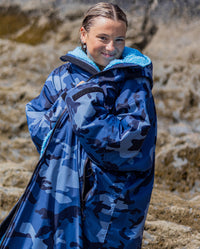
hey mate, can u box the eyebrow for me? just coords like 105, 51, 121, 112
97, 33, 125, 38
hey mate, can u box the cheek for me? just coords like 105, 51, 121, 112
119, 42, 125, 49
119, 44, 125, 53
89, 42, 103, 53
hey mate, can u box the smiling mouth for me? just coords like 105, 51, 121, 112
102, 52, 116, 58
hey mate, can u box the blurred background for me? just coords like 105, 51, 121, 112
0, 0, 200, 248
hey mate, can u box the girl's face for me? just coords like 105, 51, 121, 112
80, 17, 127, 69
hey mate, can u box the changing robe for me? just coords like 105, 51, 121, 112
0, 46, 157, 249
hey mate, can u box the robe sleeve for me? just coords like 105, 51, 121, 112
65, 77, 154, 170
25, 68, 68, 153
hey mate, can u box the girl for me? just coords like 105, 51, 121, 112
0, 3, 157, 249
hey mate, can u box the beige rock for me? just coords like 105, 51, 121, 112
0, 2, 200, 248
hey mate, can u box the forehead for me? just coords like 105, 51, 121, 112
89, 17, 127, 36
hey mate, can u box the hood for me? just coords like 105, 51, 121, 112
60, 46, 152, 73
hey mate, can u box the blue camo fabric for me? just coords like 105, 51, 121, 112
0, 46, 157, 249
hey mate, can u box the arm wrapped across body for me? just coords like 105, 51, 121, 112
65, 68, 156, 171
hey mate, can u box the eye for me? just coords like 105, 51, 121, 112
99, 36, 108, 42
116, 37, 125, 43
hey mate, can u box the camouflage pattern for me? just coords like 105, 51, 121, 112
0, 47, 157, 249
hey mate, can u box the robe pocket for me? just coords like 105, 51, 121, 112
82, 158, 96, 204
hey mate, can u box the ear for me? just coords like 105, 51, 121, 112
80, 27, 87, 44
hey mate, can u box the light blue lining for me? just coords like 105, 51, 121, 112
0, 235, 4, 245
40, 129, 53, 158
68, 46, 151, 71
105, 47, 151, 69
68, 47, 101, 72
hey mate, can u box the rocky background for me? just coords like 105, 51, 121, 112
0, 0, 200, 248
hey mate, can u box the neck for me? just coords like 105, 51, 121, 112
97, 64, 105, 71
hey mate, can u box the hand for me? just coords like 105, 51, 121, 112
77, 81, 85, 86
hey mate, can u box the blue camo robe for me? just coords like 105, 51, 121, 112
0, 46, 157, 249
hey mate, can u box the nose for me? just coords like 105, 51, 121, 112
106, 40, 115, 52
